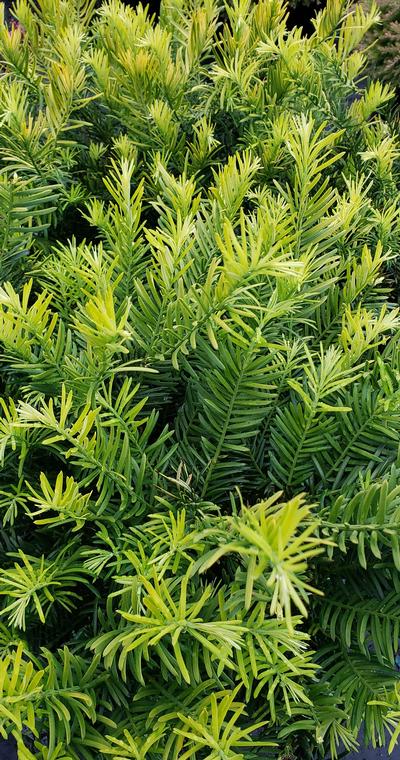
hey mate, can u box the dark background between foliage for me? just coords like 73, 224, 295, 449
2, 0, 317, 31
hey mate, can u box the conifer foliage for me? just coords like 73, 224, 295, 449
0, 0, 399, 757
360, 0, 400, 85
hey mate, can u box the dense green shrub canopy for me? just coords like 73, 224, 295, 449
361, 0, 400, 85
0, 0, 400, 757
